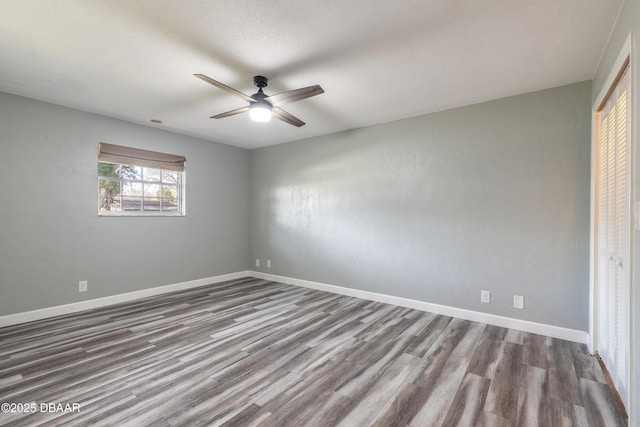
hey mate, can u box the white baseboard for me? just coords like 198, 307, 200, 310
586, 333, 595, 354
0, 271, 250, 328
2, 270, 589, 344
250, 271, 588, 344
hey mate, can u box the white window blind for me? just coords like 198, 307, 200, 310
98, 143, 186, 172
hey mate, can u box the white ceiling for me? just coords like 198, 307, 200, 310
0, 0, 624, 149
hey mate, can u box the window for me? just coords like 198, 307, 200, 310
98, 143, 186, 216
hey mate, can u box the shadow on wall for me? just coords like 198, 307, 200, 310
261, 132, 581, 308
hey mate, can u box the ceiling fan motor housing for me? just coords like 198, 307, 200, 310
253, 75, 268, 88
250, 76, 269, 102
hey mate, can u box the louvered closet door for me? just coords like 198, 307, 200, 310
597, 99, 610, 370
596, 65, 630, 409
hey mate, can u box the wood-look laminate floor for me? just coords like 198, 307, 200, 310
0, 277, 626, 426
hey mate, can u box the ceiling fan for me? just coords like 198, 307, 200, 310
194, 74, 324, 127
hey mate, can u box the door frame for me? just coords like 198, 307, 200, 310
590, 33, 633, 406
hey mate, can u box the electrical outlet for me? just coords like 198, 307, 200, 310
255, 259, 260, 267
79, 280, 88, 293
266, 260, 271, 268
513, 295, 524, 309
481, 290, 491, 303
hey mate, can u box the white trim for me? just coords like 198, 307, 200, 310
632, 34, 638, 427
250, 271, 588, 344
0, 271, 250, 328
2, 269, 589, 344
589, 104, 597, 354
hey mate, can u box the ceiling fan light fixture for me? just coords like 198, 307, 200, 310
195, 73, 322, 127
249, 101, 272, 122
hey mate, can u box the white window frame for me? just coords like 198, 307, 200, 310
98, 143, 186, 217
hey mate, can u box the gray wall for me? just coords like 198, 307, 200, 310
592, 0, 639, 423
0, 91, 250, 315
0, 80, 594, 333
250, 81, 592, 331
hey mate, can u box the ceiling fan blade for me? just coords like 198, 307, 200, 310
210, 106, 250, 119
194, 74, 255, 103
272, 107, 305, 127
265, 85, 324, 107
